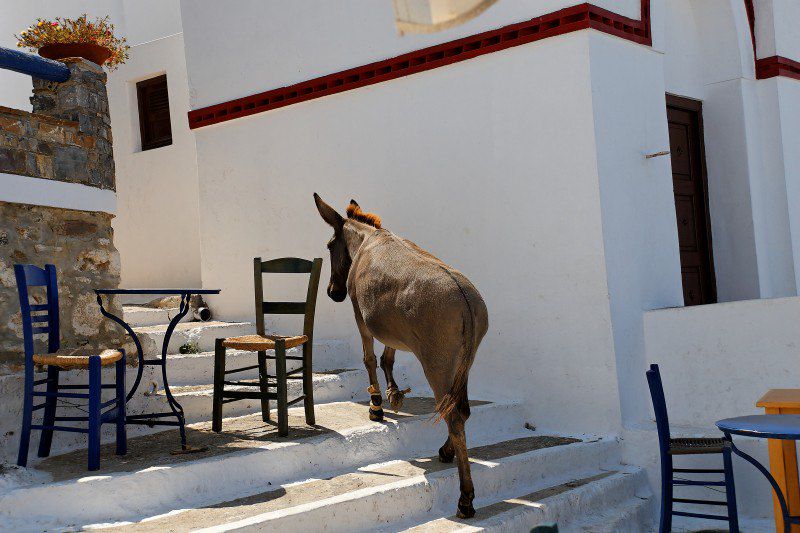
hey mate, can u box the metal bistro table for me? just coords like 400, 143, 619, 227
717, 414, 800, 533
95, 288, 220, 453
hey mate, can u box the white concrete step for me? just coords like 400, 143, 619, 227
122, 305, 188, 328
103, 435, 622, 532
159, 347, 363, 387
1, 400, 526, 531
397, 466, 652, 533
134, 321, 255, 357
154, 368, 368, 423
564, 493, 655, 532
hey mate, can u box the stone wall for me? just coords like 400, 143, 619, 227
0, 203, 122, 362
0, 60, 113, 190
0, 59, 122, 368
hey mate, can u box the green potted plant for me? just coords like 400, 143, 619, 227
15, 14, 129, 70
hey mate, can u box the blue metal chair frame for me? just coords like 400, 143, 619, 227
15, 264, 126, 470
646, 364, 739, 532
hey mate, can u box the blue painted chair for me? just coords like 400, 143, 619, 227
15, 264, 126, 470
646, 364, 739, 532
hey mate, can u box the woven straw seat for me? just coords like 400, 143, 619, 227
221, 334, 308, 351
33, 348, 123, 369
669, 437, 726, 455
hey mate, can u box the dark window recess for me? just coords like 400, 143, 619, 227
137, 74, 172, 151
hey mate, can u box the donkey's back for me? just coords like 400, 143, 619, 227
350, 230, 487, 359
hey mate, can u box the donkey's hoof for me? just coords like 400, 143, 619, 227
456, 502, 475, 519
438, 445, 455, 463
369, 407, 384, 422
387, 386, 410, 412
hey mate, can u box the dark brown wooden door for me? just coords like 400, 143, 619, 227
666, 95, 717, 306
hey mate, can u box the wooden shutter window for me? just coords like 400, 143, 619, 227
137, 75, 172, 151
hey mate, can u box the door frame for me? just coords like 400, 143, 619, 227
666, 93, 718, 304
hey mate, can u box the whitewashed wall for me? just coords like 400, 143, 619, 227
779, 79, 800, 293
589, 31, 684, 428
108, 32, 203, 289
754, 0, 800, 59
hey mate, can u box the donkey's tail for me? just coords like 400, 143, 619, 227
434, 270, 485, 423
434, 349, 473, 423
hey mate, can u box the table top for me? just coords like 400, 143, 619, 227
757, 389, 800, 409
95, 289, 221, 295
717, 414, 800, 440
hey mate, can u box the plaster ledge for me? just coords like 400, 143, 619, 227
0, 172, 116, 215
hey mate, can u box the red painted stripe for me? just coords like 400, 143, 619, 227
743, 0, 757, 57
757, 56, 800, 81
743, 0, 799, 81
188, 1, 651, 129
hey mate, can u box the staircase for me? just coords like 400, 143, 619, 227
121, 305, 367, 424
0, 306, 656, 532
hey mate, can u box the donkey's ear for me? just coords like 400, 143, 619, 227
314, 193, 344, 229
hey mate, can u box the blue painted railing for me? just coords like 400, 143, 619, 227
0, 46, 70, 82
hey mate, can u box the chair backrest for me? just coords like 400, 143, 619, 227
14, 264, 60, 360
253, 257, 323, 339
646, 363, 671, 450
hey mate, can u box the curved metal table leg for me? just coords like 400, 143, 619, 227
725, 433, 794, 533
96, 293, 144, 402
160, 294, 207, 453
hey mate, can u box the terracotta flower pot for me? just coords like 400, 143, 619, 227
38, 43, 113, 66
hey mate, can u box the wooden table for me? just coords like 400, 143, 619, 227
758, 389, 800, 532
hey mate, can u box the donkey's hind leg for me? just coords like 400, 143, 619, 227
438, 436, 455, 463
446, 409, 475, 518
358, 330, 384, 421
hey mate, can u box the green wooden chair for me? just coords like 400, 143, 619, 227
212, 257, 323, 436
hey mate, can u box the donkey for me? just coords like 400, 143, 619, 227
313, 193, 488, 518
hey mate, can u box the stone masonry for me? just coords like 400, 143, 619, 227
0, 60, 114, 190
0, 59, 123, 370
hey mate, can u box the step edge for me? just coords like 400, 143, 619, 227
190, 440, 622, 533
434, 468, 652, 533
2, 401, 524, 495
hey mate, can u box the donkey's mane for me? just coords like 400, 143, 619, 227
346, 204, 382, 228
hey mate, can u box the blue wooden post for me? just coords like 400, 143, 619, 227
37, 366, 60, 457
88, 355, 101, 471
0, 46, 70, 81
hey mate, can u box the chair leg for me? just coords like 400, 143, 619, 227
87, 356, 101, 471
115, 353, 127, 456
37, 365, 60, 457
275, 339, 289, 437
302, 343, 315, 426
659, 459, 673, 533
723, 443, 740, 533
17, 366, 35, 467
212, 338, 226, 433
257, 350, 270, 422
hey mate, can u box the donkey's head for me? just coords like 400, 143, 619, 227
314, 194, 351, 302
313, 193, 381, 302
